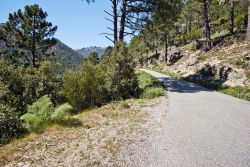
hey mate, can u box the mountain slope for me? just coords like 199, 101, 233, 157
76, 46, 106, 57
53, 40, 83, 69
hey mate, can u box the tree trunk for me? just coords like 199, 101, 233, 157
203, 0, 212, 49
164, 34, 169, 62
188, 16, 192, 33
119, 0, 127, 41
229, 0, 234, 35
112, 0, 118, 42
247, 0, 250, 40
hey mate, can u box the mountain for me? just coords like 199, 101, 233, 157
53, 40, 83, 69
0, 23, 82, 69
76, 46, 106, 57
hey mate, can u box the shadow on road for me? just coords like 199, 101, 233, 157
159, 77, 213, 93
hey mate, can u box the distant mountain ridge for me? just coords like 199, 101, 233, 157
76, 46, 106, 57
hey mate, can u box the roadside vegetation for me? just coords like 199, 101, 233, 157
136, 70, 165, 99
0, 3, 167, 145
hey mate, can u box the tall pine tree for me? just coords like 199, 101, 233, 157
0, 4, 57, 67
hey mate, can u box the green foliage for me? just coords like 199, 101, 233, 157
0, 4, 57, 67
136, 70, 164, 99
220, 86, 250, 101
105, 42, 138, 100
140, 87, 164, 99
0, 59, 63, 114
63, 61, 102, 111
53, 39, 83, 70
88, 52, 99, 64
21, 95, 72, 131
0, 104, 25, 145
129, 36, 148, 61
101, 46, 113, 60
51, 103, 72, 122
63, 42, 138, 111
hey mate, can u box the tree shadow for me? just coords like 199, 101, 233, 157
158, 77, 212, 93
157, 63, 233, 94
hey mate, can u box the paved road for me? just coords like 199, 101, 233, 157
135, 69, 250, 167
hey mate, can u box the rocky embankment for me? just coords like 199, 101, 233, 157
142, 35, 250, 89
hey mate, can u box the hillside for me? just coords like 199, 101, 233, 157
140, 33, 250, 99
53, 39, 83, 69
76, 46, 106, 57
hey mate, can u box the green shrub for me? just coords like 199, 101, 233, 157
137, 70, 164, 99
140, 87, 164, 99
0, 59, 64, 114
0, 104, 25, 145
63, 61, 103, 111
51, 103, 72, 122
220, 86, 250, 101
21, 95, 72, 131
105, 42, 138, 100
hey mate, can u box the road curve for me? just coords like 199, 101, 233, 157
135, 69, 250, 167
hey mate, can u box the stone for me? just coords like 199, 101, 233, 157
199, 64, 216, 77
192, 40, 203, 50
219, 66, 232, 83
166, 46, 183, 65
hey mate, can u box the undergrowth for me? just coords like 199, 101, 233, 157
136, 70, 164, 99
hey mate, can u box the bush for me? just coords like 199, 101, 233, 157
105, 42, 138, 100
0, 59, 64, 114
21, 95, 72, 131
63, 61, 103, 111
0, 104, 25, 145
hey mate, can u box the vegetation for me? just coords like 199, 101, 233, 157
0, 4, 57, 67
137, 70, 164, 99
0, 104, 25, 145
21, 96, 72, 131
63, 42, 138, 111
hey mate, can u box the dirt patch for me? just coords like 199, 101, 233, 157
0, 97, 165, 167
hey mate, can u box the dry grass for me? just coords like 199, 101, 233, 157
0, 98, 162, 167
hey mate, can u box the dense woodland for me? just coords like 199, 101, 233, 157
0, 0, 249, 145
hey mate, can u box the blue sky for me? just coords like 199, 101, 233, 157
0, 0, 118, 49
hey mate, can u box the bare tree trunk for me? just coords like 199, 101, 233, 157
229, 0, 234, 35
203, 0, 212, 49
164, 34, 169, 62
119, 0, 127, 41
247, 0, 250, 40
188, 16, 192, 33
112, 0, 118, 42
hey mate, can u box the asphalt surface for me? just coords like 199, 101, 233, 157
135, 69, 250, 167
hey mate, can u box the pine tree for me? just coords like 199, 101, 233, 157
0, 4, 57, 67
